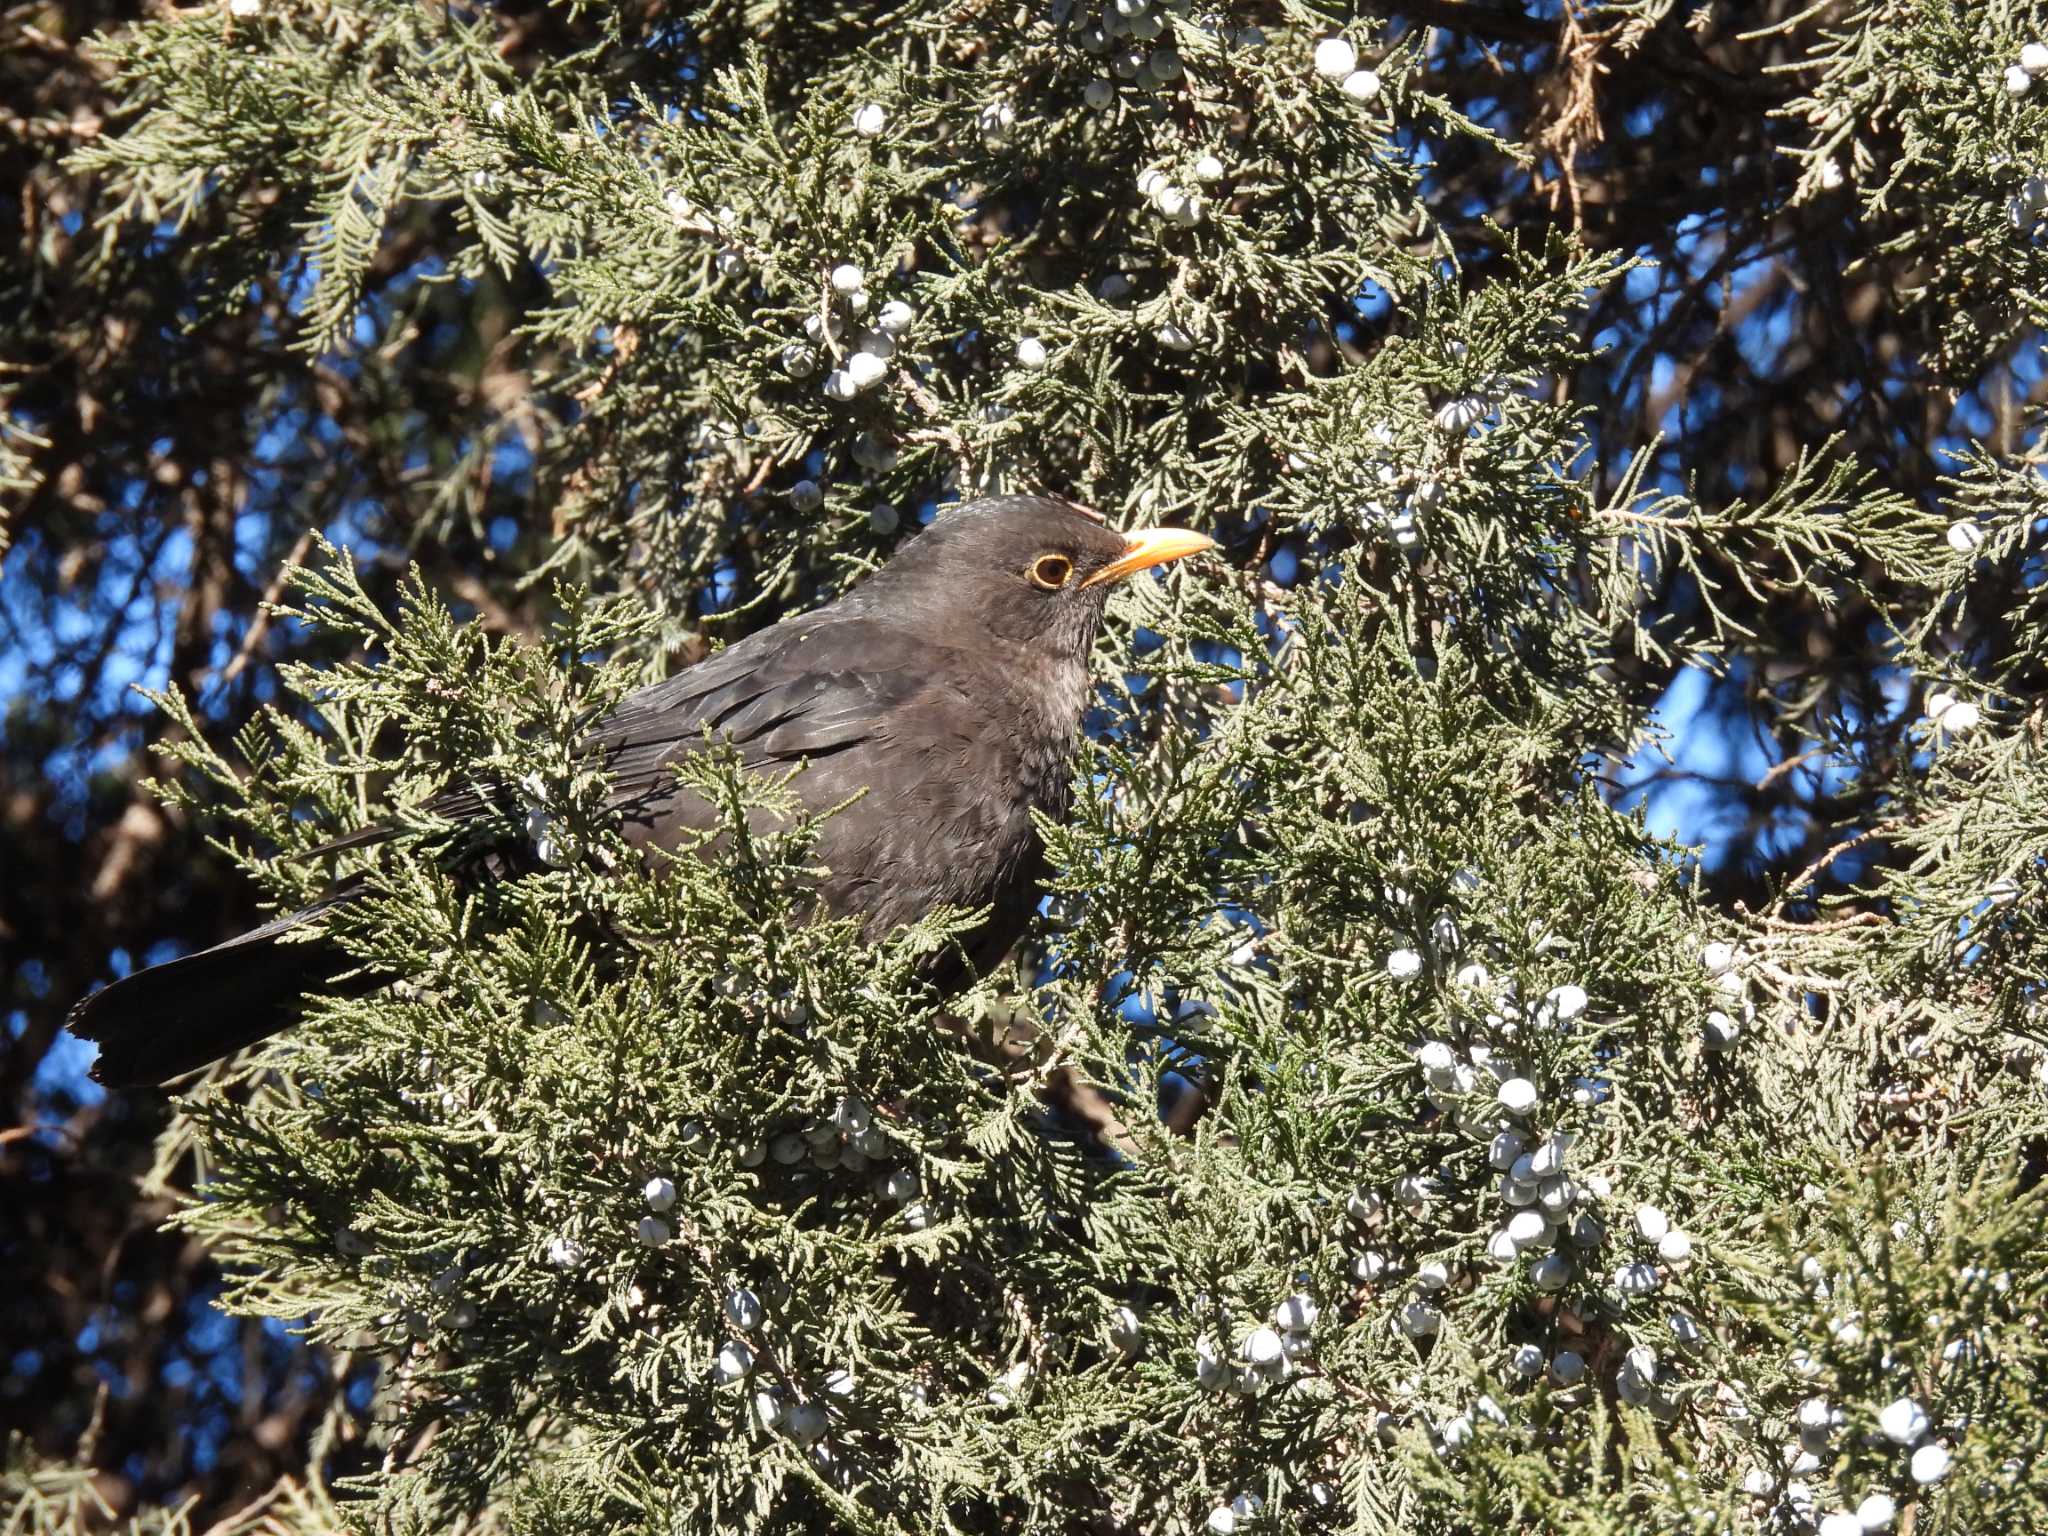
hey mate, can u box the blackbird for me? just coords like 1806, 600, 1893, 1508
70, 495, 1216, 1087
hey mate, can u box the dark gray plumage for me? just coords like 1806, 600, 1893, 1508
69, 495, 1215, 1086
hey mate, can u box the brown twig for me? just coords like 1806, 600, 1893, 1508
217, 527, 316, 688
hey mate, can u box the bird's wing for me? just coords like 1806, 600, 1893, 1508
311, 615, 942, 849
582, 615, 938, 805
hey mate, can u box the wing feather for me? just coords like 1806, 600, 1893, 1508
308, 615, 943, 853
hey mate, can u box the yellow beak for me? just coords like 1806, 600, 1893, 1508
1081, 525, 1219, 588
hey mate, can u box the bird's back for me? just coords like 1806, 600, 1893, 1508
600, 605, 1082, 970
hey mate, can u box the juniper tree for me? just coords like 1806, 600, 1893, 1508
5, 2, 2048, 1535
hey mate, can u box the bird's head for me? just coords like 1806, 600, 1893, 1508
855, 495, 1217, 661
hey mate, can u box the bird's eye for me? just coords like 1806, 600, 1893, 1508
1029, 553, 1074, 590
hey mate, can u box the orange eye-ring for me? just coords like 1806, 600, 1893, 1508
1029, 553, 1074, 590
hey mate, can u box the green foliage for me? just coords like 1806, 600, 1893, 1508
1773, 0, 2048, 375
30, 1, 2048, 1533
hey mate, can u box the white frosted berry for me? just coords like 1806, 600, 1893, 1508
785, 1400, 827, 1444
977, 100, 1017, 141
1633, 1205, 1669, 1243
2025, 41, 2048, 74
1486, 1227, 1519, 1264
1399, 1300, 1441, 1336
1109, 1305, 1142, 1356
1699, 940, 1736, 974
1542, 984, 1589, 1025
1206, 1507, 1237, 1536
1414, 1260, 1450, 1293
1879, 1397, 1930, 1445
1156, 321, 1195, 351
1820, 1514, 1864, 1536
1909, 1442, 1951, 1483
1530, 1253, 1570, 1291
1657, 1230, 1693, 1264
850, 432, 895, 470
1193, 153, 1225, 182
229, 0, 263, 15
1947, 520, 1986, 553
851, 103, 886, 137
1614, 1261, 1660, 1295
875, 299, 915, 336
1496, 1077, 1538, 1114
1243, 1326, 1284, 1365
1529, 1131, 1574, 1177
846, 351, 888, 389
1341, 69, 1381, 100
1387, 947, 1423, 979
1353, 1249, 1388, 1282
546, 1236, 585, 1268
1855, 1492, 1896, 1530
1507, 1210, 1551, 1251
714, 1339, 753, 1383
1275, 1293, 1319, 1330
1703, 1010, 1743, 1051
2007, 64, 2033, 96
879, 1169, 919, 1203
1313, 36, 1357, 78
1927, 691, 1981, 732
724, 1287, 765, 1330
1510, 1343, 1544, 1377
1016, 336, 1049, 369
821, 370, 857, 401
1433, 396, 1489, 433
644, 1176, 677, 1212
830, 262, 864, 294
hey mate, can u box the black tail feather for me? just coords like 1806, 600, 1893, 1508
69, 897, 360, 1088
